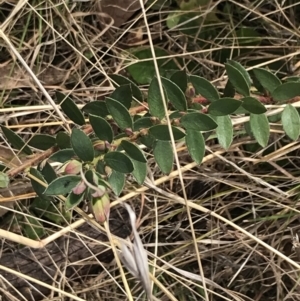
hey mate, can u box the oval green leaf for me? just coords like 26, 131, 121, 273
180, 112, 218, 131
225, 63, 250, 97
185, 130, 205, 164
82, 101, 109, 118
241, 96, 267, 114
0, 172, 9, 188
1, 126, 32, 155
227, 60, 252, 88
56, 132, 71, 149
170, 70, 188, 93
139, 134, 156, 148
23, 214, 45, 240
149, 125, 185, 141
108, 170, 125, 196
65, 191, 85, 210
208, 98, 241, 116
148, 77, 166, 120
253, 68, 281, 93
110, 74, 144, 101
272, 82, 300, 103
38, 161, 57, 183
285, 77, 300, 82
215, 115, 233, 149
121, 140, 147, 163
105, 97, 133, 130
89, 114, 113, 143
71, 128, 94, 162
126, 47, 179, 85
133, 117, 154, 131
223, 80, 235, 98
189, 75, 220, 102
49, 149, 75, 163
131, 159, 147, 185
104, 151, 134, 174
28, 134, 56, 150
281, 104, 300, 140
249, 113, 270, 147
153, 140, 174, 174
30, 167, 51, 201
161, 77, 187, 111
44, 175, 81, 196
56, 92, 85, 126
111, 84, 132, 110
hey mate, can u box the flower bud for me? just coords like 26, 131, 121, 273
91, 192, 110, 224
185, 83, 195, 98
72, 180, 86, 195
64, 160, 82, 175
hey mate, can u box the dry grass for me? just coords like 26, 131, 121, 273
1, 0, 300, 300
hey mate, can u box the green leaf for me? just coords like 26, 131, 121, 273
223, 80, 235, 97
139, 134, 156, 148
1, 126, 32, 155
105, 97, 133, 130
225, 63, 250, 96
44, 175, 81, 196
49, 149, 75, 163
227, 60, 252, 88
31, 197, 70, 224
23, 215, 45, 240
89, 114, 113, 143
104, 151, 134, 173
285, 77, 300, 83
108, 170, 125, 196
208, 98, 241, 116
65, 191, 85, 210
180, 112, 218, 131
249, 113, 270, 147
252, 68, 281, 93
185, 130, 205, 164
0, 172, 9, 188
242, 97, 267, 114
189, 75, 220, 102
56, 132, 71, 149
28, 134, 56, 150
166, 12, 181, 29
169, 110, 186, 119
126, 47, 179, 84
111, 84, 132, 110
133, 117, 154, 131
110, 74, 144, 101
56, 92, 85, 126
148, 77, 166, 120
153, 140, 173, 174
38, 162, 57, 183
236, 27, 261, 45
82, 101, 109, 118
161, 77, 187, 111
30, 167, 52, 201
131, 159, 147, 185
121, 140, 147, 163
281, 104, 300, 140
149, 125, 185, 141
71, 128, 94, 162
272, 82, 300, 103
85, 169, 102, 187
170, 70, 188, 93
215, 115, 233, 149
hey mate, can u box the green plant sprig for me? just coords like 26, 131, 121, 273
1, 61, 300, 224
